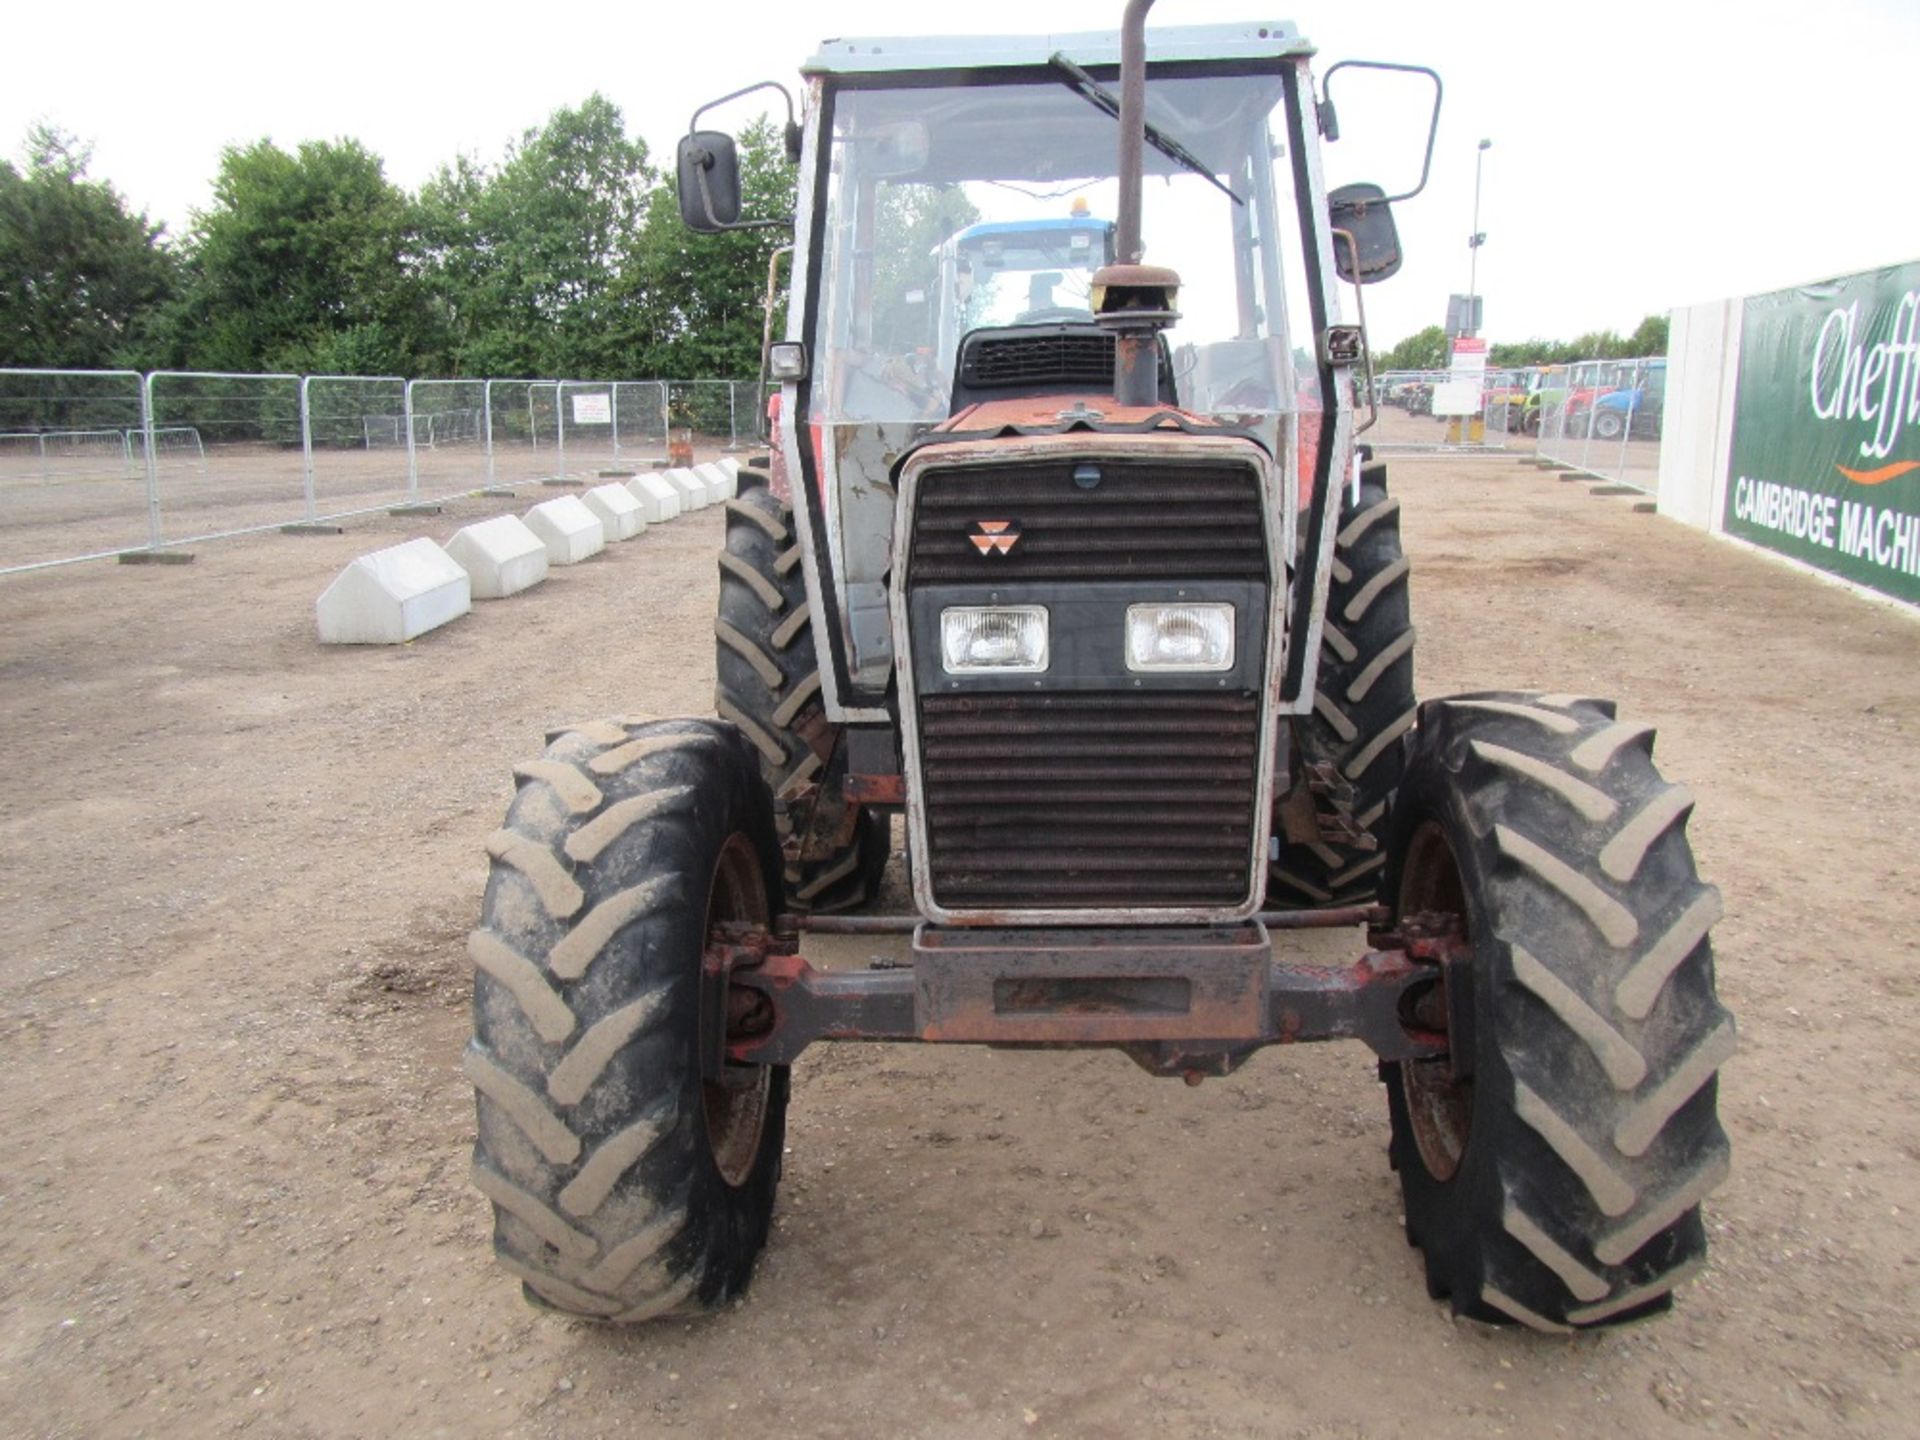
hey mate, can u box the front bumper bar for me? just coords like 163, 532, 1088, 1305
721, 922, 1446, 1079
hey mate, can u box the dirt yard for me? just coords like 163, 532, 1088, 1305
0, 456, 1914, 1438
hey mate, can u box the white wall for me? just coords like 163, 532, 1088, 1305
1656, 298, 1743, 533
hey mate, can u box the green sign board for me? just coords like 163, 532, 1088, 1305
1723, 260, 1920, 606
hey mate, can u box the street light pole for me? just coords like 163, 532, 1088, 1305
1467, 138, 1491, 336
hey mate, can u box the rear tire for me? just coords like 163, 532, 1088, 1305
468, 718, 788, 1321
1269, 462, 1416, 909
1383, 692, 1732, 1330
715, 462, 886, 912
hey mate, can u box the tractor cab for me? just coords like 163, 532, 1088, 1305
768, 26, 1362, 701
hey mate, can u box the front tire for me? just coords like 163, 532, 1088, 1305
1270, 462, 1417, 908
467, 718, 788, 1321
1384, 693, 1732, 1330
715, 461, 887, 912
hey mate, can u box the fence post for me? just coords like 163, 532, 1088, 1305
1622, 358, 1643, 481
403, 379, 419, 497
140, 372, 161, 550
1577, 363, 1597, 474
557, 381, 567, 481
299, 375, 317, 522
726, 383, 740, 451
484, 379, 495, 488
611, 383, 621, 461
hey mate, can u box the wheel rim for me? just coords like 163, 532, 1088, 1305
702, 833, 772, 1189
1397, 819, 1474, 1183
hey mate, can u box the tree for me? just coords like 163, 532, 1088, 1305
1377, 324, 1448, 372
1625, 313, 1668, 357
418, 94, 653, 378
617, 115, 797, 382
171, 136, 432, 375
0, 125, 178, 369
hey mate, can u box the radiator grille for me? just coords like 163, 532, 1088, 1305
918, 692, 1260, 910
908, 459, 1266, 584
961, 331, 1115, 388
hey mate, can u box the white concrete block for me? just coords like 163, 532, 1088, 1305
663, 467, 709, 510
693, 463, 731, 504
445, 515, 549, 600
524, 495, 606, 565
316, 537, 470, 645
627, 473, 681, 523
718, 456, 741, 478
583, 482, 647, 541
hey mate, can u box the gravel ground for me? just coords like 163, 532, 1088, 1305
0, 454, 1914, 1438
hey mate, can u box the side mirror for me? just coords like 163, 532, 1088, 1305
1328, 183, 1402, 284
677, 131, 742, 233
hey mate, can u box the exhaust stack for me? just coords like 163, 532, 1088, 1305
1093, 0, 1180, 408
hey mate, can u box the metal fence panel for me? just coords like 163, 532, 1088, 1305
613, 381, 668, 465
556, 380, 611, 478
304, 375, 409, 515
669, 380, 739, 453
1, 370, 754, 572
485, 380, 560, 489
0, 368, 148, 571
409, 379, 489, 495
146, 371, 305, 543
1529, 357, 1665, 491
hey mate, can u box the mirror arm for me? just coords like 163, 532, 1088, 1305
1319, 61, 1443, 204
759, 245, 794, 445
1331, 228, 1380, 437
690, 79, 798, 140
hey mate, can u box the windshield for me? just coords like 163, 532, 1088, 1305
809, 68, 1322, 424
951, 217, 1112, 323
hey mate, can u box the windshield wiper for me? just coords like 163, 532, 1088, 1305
1047, 52, 1245, 207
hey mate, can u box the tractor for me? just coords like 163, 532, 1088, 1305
465, 2, 1731, 1333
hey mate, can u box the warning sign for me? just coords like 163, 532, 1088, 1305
570, 393, 612, 426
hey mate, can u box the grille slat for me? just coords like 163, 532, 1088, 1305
919, 691, 1260, 910
929, 744, 1259, 768
936, 874, 1250, 899
930, 832, 1250, 852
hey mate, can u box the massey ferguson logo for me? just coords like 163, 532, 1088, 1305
968, 520, 1021, 556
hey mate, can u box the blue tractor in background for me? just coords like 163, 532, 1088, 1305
1589, 358, 1667, 441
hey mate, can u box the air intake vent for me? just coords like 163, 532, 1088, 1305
960, 330, 1116, 389
908, 458, 1266, 584
918, 691, 1260, 909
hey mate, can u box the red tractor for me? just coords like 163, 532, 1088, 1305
464, 3, 1731, 1334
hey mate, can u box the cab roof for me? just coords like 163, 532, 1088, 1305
805, 21, 1311, 76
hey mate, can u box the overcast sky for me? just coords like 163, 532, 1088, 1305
6, 0, 1917, 351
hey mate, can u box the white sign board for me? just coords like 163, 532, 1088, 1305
1431, 381, 1483, 417
570, 392, 613, 426
1449, 336, 1489, 379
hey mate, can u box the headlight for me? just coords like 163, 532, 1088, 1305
941, 605, 1049, 673
1125, 602, 1234, 672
